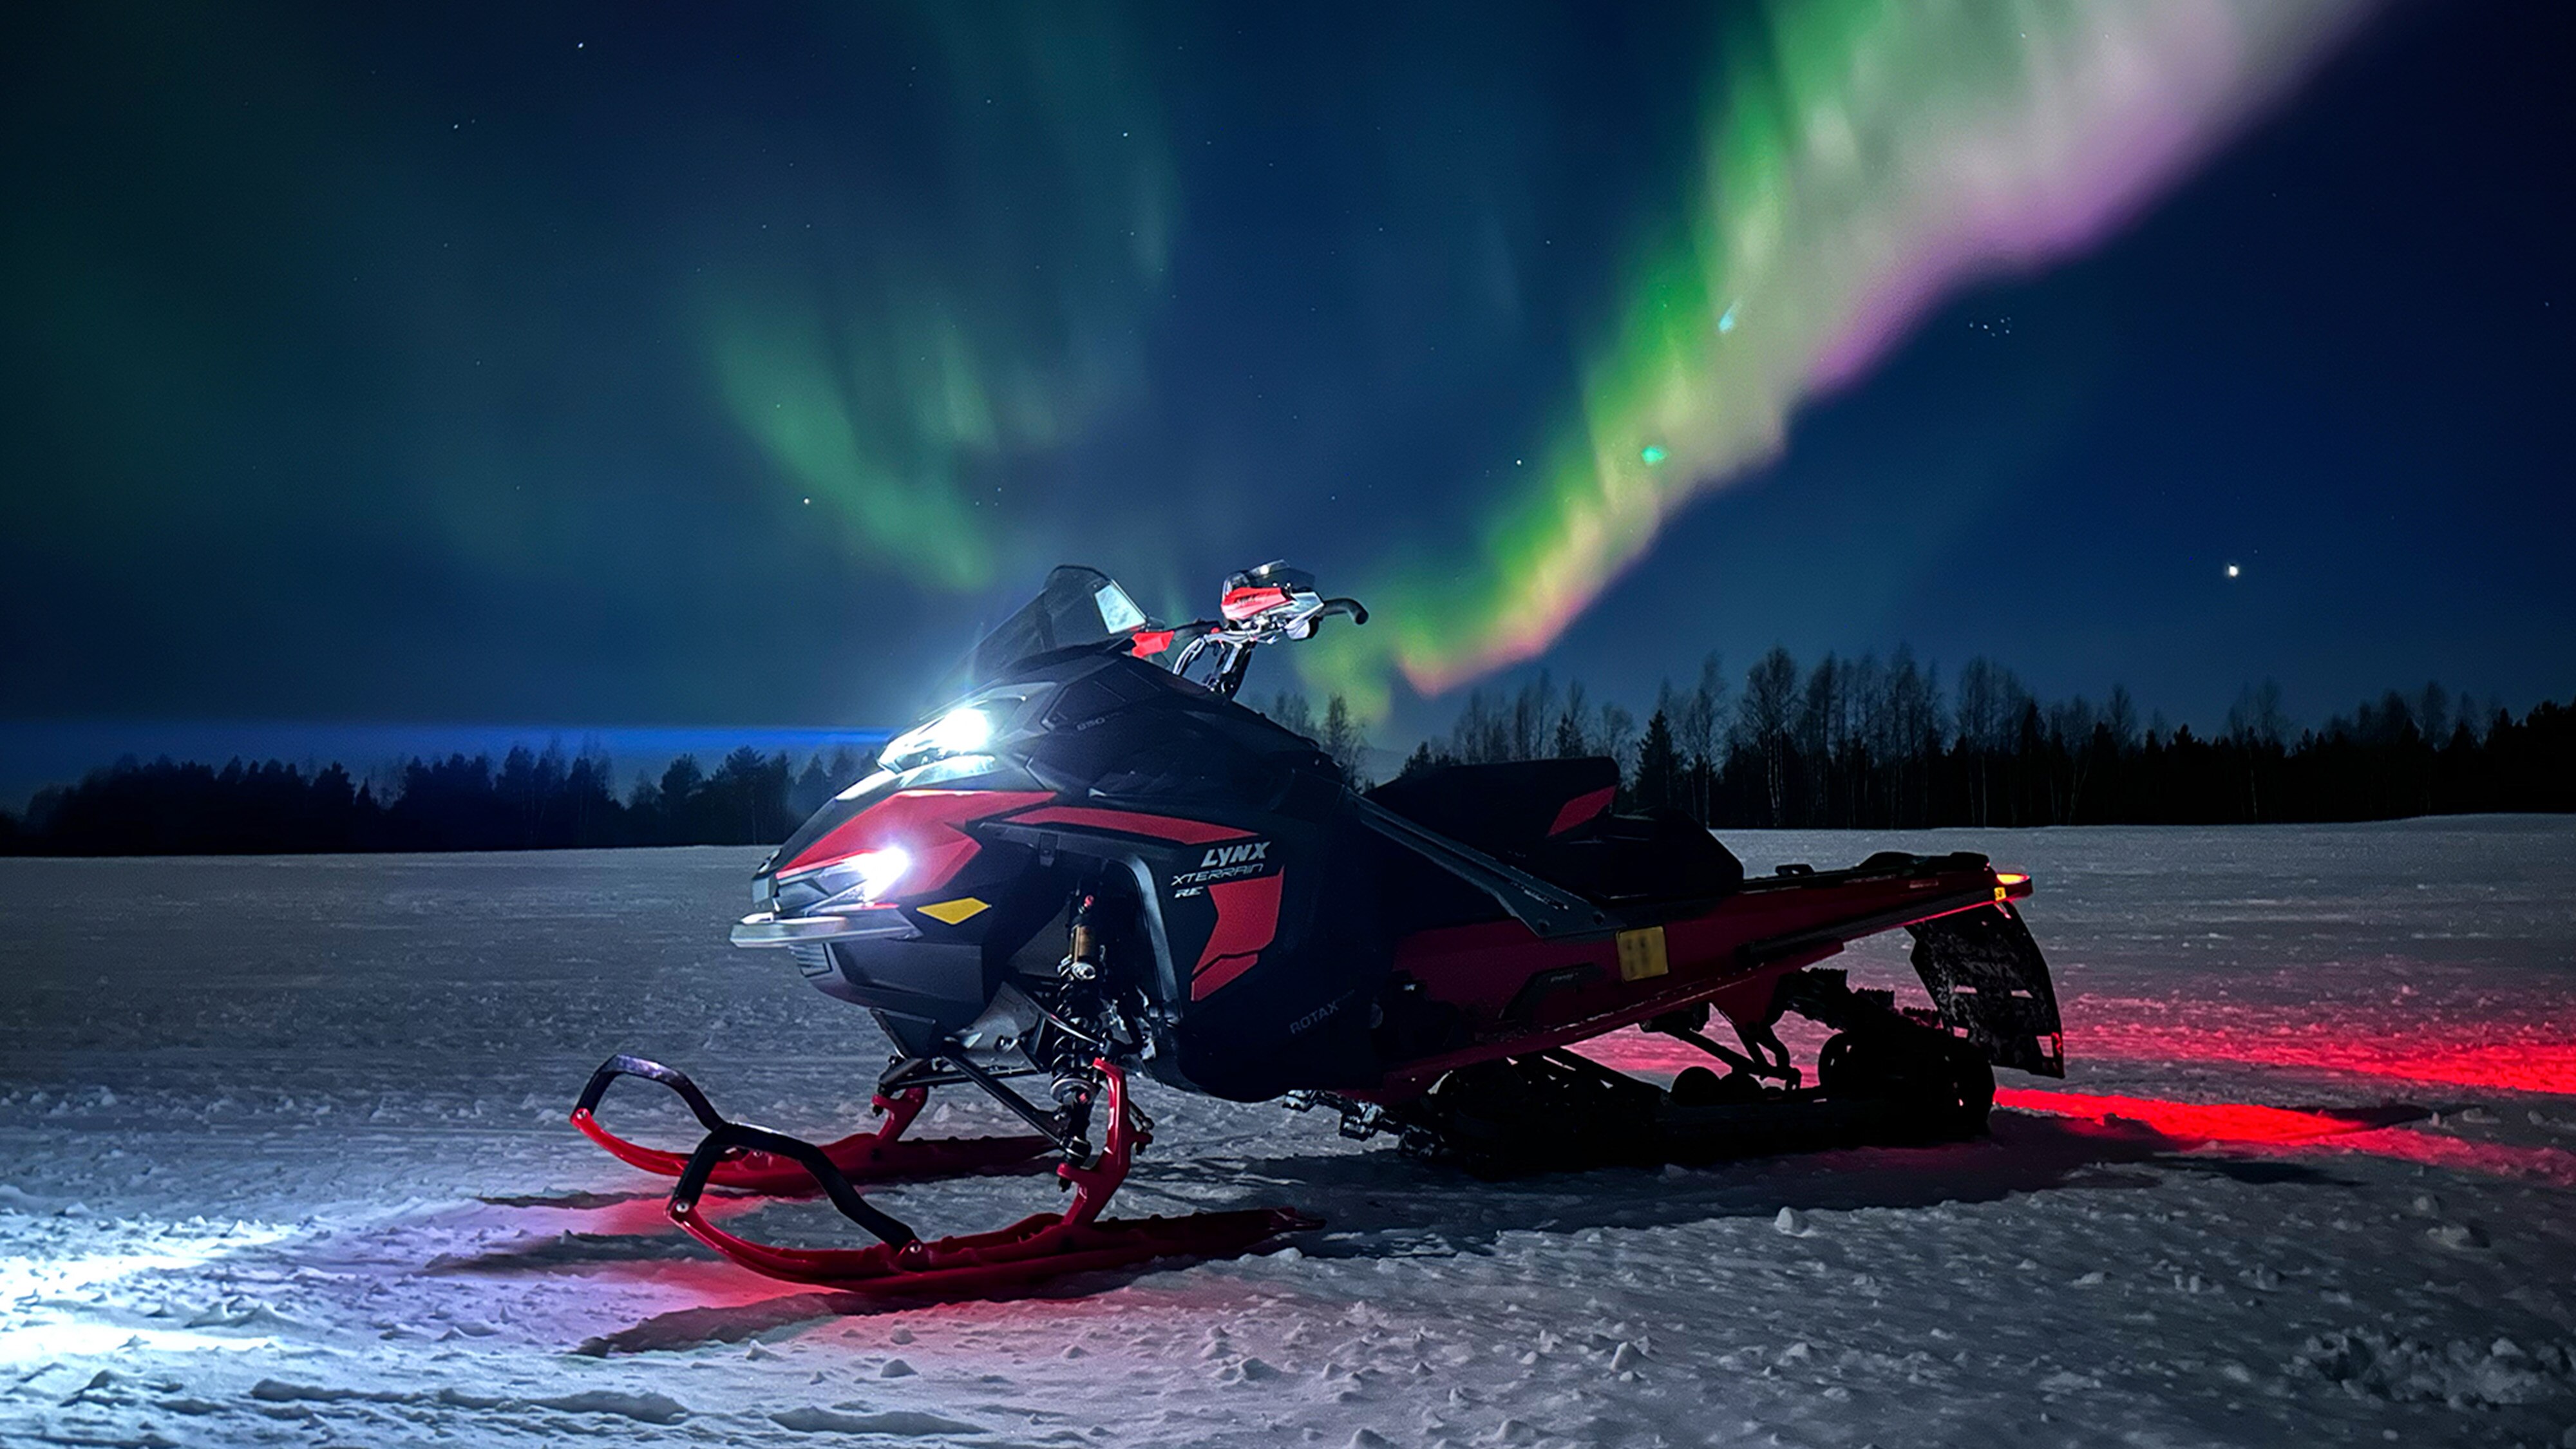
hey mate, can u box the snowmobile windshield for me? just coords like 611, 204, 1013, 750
954, 565, 1158, 690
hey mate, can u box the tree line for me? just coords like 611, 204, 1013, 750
4, 651, 2570, 856
1397, 649, 2576, 827
0, 744, 878, 857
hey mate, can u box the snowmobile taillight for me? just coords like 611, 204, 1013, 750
1995, 872, 2029, 887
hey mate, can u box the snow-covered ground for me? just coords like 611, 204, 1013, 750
3, 819, 2573, 1448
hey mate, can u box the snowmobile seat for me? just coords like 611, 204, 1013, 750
1526, 806, 1743, 905
1365, 760, 1742, 907
1364, 757, 1621, 855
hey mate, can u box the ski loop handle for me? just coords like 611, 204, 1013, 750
574, 1054, 728, 1133
670, 1121, 920, 1249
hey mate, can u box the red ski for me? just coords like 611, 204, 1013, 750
662, 1062, 1314, 1295
571, 1054, 1055, 1193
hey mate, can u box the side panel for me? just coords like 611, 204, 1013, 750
1162, 812, 1386, 1100
1190, 873, 1284, 999
989, 801, 1385, 1101
1368, 859, 2043, 1099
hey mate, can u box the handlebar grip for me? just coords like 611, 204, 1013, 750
1323, 597, 1369, 626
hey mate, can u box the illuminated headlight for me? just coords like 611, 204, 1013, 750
851, 846, 911, 901
879, 686, 1046, 774
925, 705, 992, 754
811, 845, 912, 910
881, 707, 992, 773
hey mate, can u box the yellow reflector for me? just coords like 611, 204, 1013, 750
918, 897, 990, 925
1615, 925, 1669, 982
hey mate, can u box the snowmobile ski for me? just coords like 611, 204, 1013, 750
662, 1061, 1316, 1296
571, 1054, 1055, 1194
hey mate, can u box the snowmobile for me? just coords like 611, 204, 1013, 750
573, 563, 2064, 1296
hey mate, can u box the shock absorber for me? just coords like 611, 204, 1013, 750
1046, 894, 1108, 1122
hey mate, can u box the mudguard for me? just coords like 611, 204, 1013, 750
1908, 902, 2065, 1077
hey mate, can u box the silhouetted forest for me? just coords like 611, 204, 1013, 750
4, 652, 2571, 856
1, 744, 876, 857
1400, 651, 2576, 828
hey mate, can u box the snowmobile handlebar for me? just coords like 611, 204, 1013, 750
1179, 594, 1367, 641
1171, 592, 1367, 699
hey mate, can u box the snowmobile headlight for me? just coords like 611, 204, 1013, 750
926, 705, 993, 754
880, 707, 993, 773
878, 685, 1048, 774
851, 846, 911, 902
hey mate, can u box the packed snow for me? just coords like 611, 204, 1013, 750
3, 819, 2573, 1448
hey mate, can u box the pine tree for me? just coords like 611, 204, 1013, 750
1634, 709, 1679, 811
1321, 694, 1368, 786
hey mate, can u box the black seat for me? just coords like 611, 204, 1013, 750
1366, 759, 1741, 906
1526, 807, 1742, 904
1365, 758, 1618, 856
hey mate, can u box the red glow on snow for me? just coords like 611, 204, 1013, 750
2074, 1023, 2576, 1097
1999, 1087, 2576, 1187
1993, 1087, 2376, 1144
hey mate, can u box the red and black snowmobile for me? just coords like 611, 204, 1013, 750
574, 563, 2064, 1296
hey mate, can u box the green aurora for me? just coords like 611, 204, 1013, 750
706, 8, 1176, 594
1296, 0, 2363, 712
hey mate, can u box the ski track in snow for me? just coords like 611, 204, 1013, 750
2, 820, 2573, 1448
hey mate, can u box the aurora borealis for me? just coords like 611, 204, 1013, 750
1313, 0, 2365, 706
4, 2, 2572, 748
703, 10, 1177, 594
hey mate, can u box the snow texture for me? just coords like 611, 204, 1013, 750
3, 818, 2573, 1447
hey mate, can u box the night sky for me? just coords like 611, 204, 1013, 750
5, 1, 2570, 766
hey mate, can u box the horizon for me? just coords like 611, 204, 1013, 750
6, 654, 2550, 817
0, 719, 890, 815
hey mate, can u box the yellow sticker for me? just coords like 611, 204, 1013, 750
918, 897, 990, 925
1615, 925, 1669, 982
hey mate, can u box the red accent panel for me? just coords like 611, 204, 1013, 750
1005, 805, 1251, 846
1221, 585, 1290, 621
1191, 873, 1284, 999
1546, 786, 1616, 836
1128, 629, 1176, 657
780, 790, 1053, 895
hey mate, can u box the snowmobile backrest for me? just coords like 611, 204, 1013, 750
1529, 808, 1744, 904
1365, 757, 1620, 857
